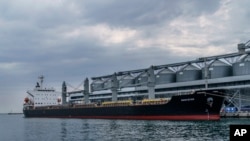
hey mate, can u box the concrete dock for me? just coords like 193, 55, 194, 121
220, 112, 250, 118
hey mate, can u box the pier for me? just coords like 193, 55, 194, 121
221, 111, 250, 118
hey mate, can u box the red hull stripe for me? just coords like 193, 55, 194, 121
32, 115, 220, 120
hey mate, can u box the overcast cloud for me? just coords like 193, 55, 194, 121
0, 0, 250, 113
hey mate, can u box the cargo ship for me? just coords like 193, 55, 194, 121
23, 76, 226, 120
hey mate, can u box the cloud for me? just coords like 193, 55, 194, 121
0, 62, 21, 71
62, 24, 138, 45
79, 0, 220, 27
0, 0, 250, 113
0, 61, 40, 78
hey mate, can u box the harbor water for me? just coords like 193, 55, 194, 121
0, 114, 249, 141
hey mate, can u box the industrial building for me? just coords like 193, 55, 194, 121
68, 41, 250, 112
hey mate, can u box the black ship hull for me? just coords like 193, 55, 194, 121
23, 90, 225, 120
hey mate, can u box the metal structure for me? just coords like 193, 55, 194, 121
69, 41, 250, 111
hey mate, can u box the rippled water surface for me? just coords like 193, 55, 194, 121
0, 114, 249, 141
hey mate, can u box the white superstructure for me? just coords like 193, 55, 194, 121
26, 76, 61, 107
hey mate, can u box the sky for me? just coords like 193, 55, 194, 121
0, 0, 250, 113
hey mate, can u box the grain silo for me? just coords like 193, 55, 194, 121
233, 55, 250, 76
176, 64, 201, 82
135, 72, 148, 86
103, 78, 112, 89
155, 68, 176, 84
202, 60, 232, 79
119, 74, 135, 88
91, 79, 104, 91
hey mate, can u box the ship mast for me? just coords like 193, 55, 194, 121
38, 75, 44, 88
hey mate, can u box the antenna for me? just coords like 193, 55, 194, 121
38, 75, 44, 88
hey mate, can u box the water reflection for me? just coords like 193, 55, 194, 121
60, 120, 67, 140
80, 120, 93, 140
8, 115, 250, 141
